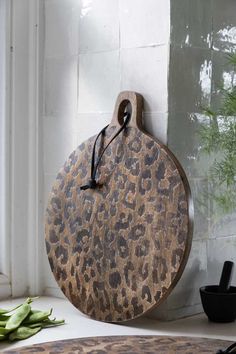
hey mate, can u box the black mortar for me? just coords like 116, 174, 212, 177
200, 261, 236, 323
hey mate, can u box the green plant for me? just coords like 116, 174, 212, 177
199, 53, 236, 213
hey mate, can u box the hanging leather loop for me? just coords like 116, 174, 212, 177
80, 112, 131, 190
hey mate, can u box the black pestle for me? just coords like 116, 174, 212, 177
218, 261, 234, 293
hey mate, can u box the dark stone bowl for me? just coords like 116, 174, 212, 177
200, 285, 236, 323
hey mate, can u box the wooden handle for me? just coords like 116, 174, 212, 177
111, 91, 143, 129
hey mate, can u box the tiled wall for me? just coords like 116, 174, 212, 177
150, 0, 236, 320
42, 0, 236, 320
42, 0, 170, 297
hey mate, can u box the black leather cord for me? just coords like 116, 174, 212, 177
80, 112, 131, 190
217, 342, 236, 353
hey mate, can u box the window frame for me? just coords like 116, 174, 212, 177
0, 0, 11, 299
0, 0, 44, 299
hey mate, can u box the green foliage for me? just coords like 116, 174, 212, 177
226, 53, 236, 66
199, 54, 236, 213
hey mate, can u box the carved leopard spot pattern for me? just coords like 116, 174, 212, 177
4, 336, 234, 354
45, 126, 191, 322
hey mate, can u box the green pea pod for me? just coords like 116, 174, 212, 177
0, 327, 11, 335
27, 322, 44, 328
23, 308, 52, 324
5, 303, 31, 330
9, 326, 41, 341
0, 304, 22, 315
42, 319, 65, 328
28, 319, 65, 328
0, 320, 7, 326
0, 297, 34, 315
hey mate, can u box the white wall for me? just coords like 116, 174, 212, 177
42, 0, 170, 301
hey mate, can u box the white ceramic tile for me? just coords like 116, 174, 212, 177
189, 178, 210, 241
144, 112, 168, 144
78, 51, 120, 113
42, 248, 59, 289
43, 116, 78, 175
149, 303, 203, 321
169, 47, 212, 114
171, 0, 212, 50
149, 240, 207, 319
167, 111, 214, 179
45, 0, 79, 58
44, 57, 78, 117
44, 173, 57, 211
207, 236, 236, 286
120, 46, 168, 112
43, 286, 66, 299
167, 240, 207, 310
164, 304, 203, 321
76, 113, 111, 145
79, 0, 119, 53
43, 173, 64, 289
209, 212, 236, 239
212, 0, 236, 53
119, 0, 170, 48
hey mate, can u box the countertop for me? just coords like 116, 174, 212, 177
0, 296, 236, 352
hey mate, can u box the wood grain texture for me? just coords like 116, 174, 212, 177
45, 91, 193, 322
3, 336, 232, 354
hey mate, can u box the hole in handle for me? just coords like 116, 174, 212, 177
111, 91, 143, 129
121, 101, 132, 124
117, 100, 132, 125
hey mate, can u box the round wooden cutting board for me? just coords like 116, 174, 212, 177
45, 91, 193, 322
3, 336, 233, 354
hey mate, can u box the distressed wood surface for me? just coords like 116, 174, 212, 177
3, 336, 232, 354
45, 91, 193, 322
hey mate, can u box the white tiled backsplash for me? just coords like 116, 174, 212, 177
43, 1, 170, 193
43, 0, 170, 316
160, 0, 236, 320
43, 0, 236, 321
